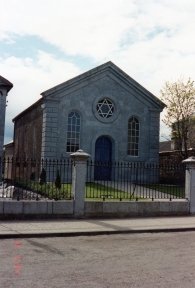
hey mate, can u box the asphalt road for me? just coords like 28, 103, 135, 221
1, 232, 195, 288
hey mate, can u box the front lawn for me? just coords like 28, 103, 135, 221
10, 179, 185, 200
85, 182, 138, 201
139, 184, 185, 198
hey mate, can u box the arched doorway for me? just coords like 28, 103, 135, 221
94, 136, 112, 180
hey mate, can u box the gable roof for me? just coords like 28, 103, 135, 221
3, 140, 14, 148
0, 75, 13, 93
41, 61, 165, 110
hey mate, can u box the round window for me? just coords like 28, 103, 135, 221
96, 98, 114, 118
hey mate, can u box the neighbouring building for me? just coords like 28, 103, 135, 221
12, 61, 165, 180
159, 140, 195, 164
0, 76, 13, 183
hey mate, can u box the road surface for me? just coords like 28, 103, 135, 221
0, 232, 195, 287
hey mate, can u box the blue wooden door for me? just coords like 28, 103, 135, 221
94, 136, 112, 180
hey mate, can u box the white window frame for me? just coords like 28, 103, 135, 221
127, 116, 139, 156
66, 111, 81, 153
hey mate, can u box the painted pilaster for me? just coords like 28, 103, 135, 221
41, 99, 60, 159
148, 108, 161, 163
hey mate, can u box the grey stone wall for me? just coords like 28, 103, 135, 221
11, 62, 164, 184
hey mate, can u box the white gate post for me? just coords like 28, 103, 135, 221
70, 150, 90, 218
182, 157, 195, 214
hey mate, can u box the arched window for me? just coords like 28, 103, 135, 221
127, 117, 139, 156
66, 111, 81, 152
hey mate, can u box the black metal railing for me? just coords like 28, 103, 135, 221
1, 158, 73, 200
1, 158, 187, 201
85, 161, 186, 201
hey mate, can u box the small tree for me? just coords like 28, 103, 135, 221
39, 168, 46, 185
55, 169, 61, 190
188, 116, 195, 149
160, 77, 195, 159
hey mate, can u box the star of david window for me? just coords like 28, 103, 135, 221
96, 99, 114, 118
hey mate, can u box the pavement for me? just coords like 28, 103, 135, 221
0, 216, 195, 239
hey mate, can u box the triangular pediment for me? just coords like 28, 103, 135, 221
41, 61, 165, 110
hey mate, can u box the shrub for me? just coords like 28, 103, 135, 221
39, 168, 46, 185
55, 169, 61, 190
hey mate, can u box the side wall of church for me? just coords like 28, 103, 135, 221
13, 103, 43, 159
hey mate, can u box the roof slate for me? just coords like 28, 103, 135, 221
12, 98, 42, 122
159, 141, 172, 152
0, 75, 13, 92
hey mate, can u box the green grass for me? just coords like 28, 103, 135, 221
14, 179, 140, 201
139, 184, 185, 198
14, 178, 72, 200
12, 178, 185, 200
85, 183, 138, 201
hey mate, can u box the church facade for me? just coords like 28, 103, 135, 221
12, 62, 165, 169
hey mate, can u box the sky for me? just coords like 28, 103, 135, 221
1, 0, 195, 144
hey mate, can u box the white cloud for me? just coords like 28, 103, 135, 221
2, 0, 194, 61
2, 0, 195, 65
1, 52, 81, 142
1, 0, 134, 60
1, 52, 81, 114
1, 0, 195, 142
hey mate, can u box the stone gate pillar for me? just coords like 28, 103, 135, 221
182, 157, 195, 214
70, 150, 90, 218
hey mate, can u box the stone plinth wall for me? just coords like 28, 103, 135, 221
0, 200, 189, 219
